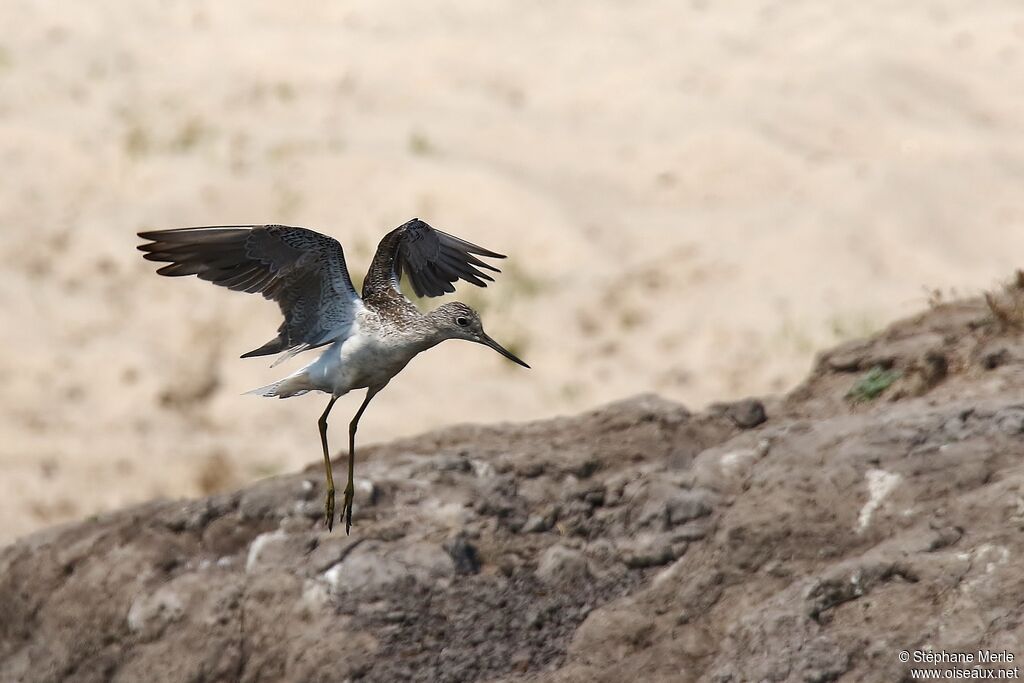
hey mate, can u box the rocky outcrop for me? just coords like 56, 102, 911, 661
3, 295, 1024, 682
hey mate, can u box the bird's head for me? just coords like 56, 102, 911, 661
430, 301, 530, 368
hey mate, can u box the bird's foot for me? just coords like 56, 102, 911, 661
324, 486, 336, 532
342, 483, 355, 535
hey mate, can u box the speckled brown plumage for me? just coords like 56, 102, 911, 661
138, 218, 527, 534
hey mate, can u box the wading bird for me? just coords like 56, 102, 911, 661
138, 218, 529, 533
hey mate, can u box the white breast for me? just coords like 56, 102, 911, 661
304, 316, 425, 395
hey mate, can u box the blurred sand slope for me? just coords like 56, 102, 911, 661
2, 0, 1024, 541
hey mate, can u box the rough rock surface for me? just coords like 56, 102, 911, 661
4, 296, 1024, 682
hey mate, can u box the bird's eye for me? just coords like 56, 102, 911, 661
456, 316, 469, 327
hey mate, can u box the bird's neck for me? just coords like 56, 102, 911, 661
365, 301, 449, 352
419, 309, 453, 348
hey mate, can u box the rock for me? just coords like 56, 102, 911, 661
444, 533, 482, 575
666, 490, 714, 525
536, 545, 591, 585
635, 485, 714, 531
127, 584, 185, 637
823, 338, 876, 372
619, 533, 687, 568
671, 517, 714, 542
710, 398, 768, 429
245, 528, 291, 573
522, 514, 551, 533
4, 297, 1024, 682
979, 346, 1011, 369
693, 438, 772, 493
996, 407, 1024, 435
324, 540, 455, 592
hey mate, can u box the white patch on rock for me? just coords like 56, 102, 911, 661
299, 578, 331, 613
718, 440, 770, 477
246, 529, 287, 573
322, 562, 346, 590
856, 469, 901, 533
849, 571, 865, 597
974, 543, 1010, 574
471, 459, 496, 479
127, 586, 184, 633
957, 544, 1011, 596
720, 448, 758, 472
652, 556, 687, 587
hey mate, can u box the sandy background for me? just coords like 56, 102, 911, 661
2, 0, 1024, 543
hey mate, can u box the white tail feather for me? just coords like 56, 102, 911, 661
245, 372, 312, 398
270, 343, 311, 368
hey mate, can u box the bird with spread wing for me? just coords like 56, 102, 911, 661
138, 218, 529, 533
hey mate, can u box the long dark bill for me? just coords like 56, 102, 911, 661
478, 333, 530, 368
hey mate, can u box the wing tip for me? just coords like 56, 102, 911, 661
154, 263, 189, 276
471, 245, 507, 259
137, 226, 256, 241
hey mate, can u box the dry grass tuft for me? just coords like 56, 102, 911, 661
984, 269, 1024, 329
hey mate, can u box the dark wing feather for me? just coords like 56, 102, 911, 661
362, 218, 504, 300
138, 225, 360, 363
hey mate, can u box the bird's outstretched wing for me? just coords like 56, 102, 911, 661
362, 218, 505, 300
138, 225, 361, 365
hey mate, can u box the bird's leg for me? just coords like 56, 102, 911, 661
318, 396, 339, 531
343, 388, 378, 534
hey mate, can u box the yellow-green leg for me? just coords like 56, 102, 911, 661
318, 396, 339, 531
342, 388, 379, 534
